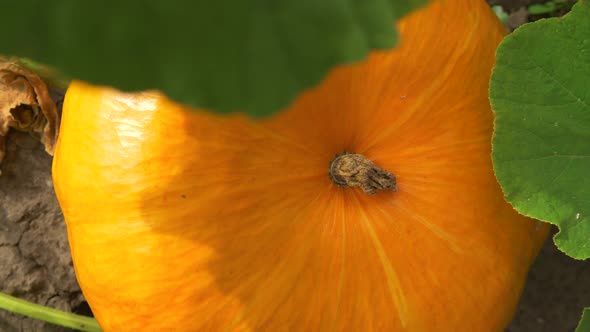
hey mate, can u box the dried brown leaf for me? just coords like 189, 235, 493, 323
0, 57, 59, 164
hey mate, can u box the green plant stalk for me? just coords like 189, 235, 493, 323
0, 291, 102, 332
528, 0, 574, 15
491, 5, 509, 23
528, 1, 558, 15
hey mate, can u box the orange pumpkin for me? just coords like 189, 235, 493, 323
52, 0, 550, 331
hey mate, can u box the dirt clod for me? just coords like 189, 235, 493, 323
0, 132, 83, 332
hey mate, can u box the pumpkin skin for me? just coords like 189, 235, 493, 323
52, 0, 550, 331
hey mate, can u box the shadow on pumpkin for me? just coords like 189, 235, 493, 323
135, 93, 374, 330
129, 1, 550, 330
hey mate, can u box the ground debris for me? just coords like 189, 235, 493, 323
0, 57, 59, 166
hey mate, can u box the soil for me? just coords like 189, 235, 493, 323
0, 2, 588, 332
509, 233, 590, 332
0, 131, 87, 332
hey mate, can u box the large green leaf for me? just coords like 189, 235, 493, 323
576, 308, 590, 332
0, 0, 426, 116
490, 0, 590, 259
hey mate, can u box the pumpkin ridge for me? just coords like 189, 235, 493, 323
389, 195, 464, 254
353, 194, 409, 327
222, 186, 330, 328
326, 190, 347, 331
389, 136, 491, 161
361, 2, 499, 154
254, 120, 317, 155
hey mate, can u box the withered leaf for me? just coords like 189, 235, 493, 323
0, 57, 59, 164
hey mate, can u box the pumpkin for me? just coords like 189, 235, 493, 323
52, 0, 550, 331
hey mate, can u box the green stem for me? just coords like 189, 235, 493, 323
0, 292, 102, 332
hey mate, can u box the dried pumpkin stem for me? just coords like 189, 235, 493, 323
328, 152, 397, 195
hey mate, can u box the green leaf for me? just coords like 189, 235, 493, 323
576, 308, 590, 332
492, 5, 509, 23
490, 0, 590, 259
0, 0, 426, 116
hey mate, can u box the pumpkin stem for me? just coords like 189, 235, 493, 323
328, 152, 397, 195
